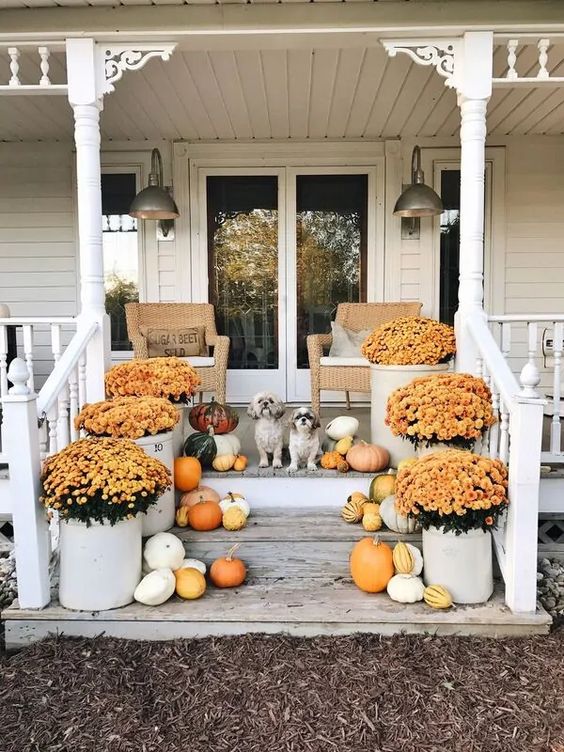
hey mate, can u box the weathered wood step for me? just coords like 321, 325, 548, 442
3, 579, 551, 648
175, 507, 421, 578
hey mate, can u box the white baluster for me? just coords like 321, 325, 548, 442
39, 420, 48, 458
51, 323, 62, 365
501, 322, 512, 359
0, 324, 8, 399
78, 350, 87, 408
537, 38, 550, 80
69, 365, 79, 441
38, 46, 51, 86
22, 324, 34, 394
506, 39, 518, 80
57, 386, 70, 451
489, 382, 500, 460
46, 404, 58, 455
499, 397, 510, 464
527, 321, 538, 366
475, 355, 484, 377
550, 322, 563, 456
8, 47, 20, 86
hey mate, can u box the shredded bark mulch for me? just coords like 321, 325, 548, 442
0, 633, 563, 752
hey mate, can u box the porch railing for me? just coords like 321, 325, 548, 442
0, 320, 98, 608
467, 311, 545, 613
488, 314, 564, 464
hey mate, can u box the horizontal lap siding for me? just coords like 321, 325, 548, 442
0, 143, 78, 386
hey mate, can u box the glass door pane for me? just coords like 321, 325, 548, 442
296, 174, 368, 369
207, 176, 279, 371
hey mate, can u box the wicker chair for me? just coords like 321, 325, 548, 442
125, 303, 229, 404
307, 302, 422, 415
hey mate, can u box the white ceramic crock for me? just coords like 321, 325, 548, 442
134, 431, 175, 536
172, 404, 189, 458
422, 525, 494, 604
369, 363, 450, 467
59, 516, 142, 611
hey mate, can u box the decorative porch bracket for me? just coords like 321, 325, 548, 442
382, 40, 460, 90
101, 43, 177, 95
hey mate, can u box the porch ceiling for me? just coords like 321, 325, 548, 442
2, 41, 564, 141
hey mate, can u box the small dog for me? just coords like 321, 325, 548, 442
288, 407, 320, 473
247, 391, 286, 468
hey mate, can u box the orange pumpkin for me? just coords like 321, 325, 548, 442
174, 568, 206, 600
179, 485, 221, 508
350, 537, 394, 593
209, 544, 247, 588
174, 456, 202, 492
346, 442, 390, 473
233, 455, 248, 472
187, 500, 222, 531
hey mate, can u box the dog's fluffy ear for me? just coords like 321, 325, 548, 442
272, 399, 286, 420
289, 408, 300, 425
247, 399, 259, 420
311, 410, 321, 429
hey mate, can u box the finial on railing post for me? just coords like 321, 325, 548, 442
7, 357, 30, 395
519, 361, 541, 399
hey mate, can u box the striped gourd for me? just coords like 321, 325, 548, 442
423, 584, 453, 609
341, 498, 365, 524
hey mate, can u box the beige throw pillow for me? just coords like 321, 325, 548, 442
140, 326, 207, 358
328, 321, 372, 357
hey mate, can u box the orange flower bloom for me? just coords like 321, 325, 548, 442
361, 316, 456, 366
485, 516, 494, 525
75, 396, 179, 439
105, 357, 200, 403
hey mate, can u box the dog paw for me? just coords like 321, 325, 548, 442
258, 461, 269, 468
272, 460, 283, 469
287, 464, 298, 474
307, 463, 318, 472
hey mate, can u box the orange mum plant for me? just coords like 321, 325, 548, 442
40, 438, 172, 526
395, 450, 508, 534
75, 396, 179, 439
386, 373, 496, 450
105, 357, 201, 404
361, 316, 456, 366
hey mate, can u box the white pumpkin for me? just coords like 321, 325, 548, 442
214, 433, 241, 457
219, 492, 250, 519
325, 416, 359, 441
379, 495, 418, 534
143, 532, 185, 571
177, 558, 207, 575
387, 574, 425, 603
401, 543, 424, 576
134, 568, 176, 606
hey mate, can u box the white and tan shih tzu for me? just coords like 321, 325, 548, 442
288, 406, 321, 473
247, 391, 286, 468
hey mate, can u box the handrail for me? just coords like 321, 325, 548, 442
36, 321, 97, 418
488, 314, 564, 323
466, 312, 521, 410
0, 317, 77, 325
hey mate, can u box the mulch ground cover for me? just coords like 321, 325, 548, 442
0, 632, 563, 752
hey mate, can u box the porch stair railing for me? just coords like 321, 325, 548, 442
0, 319, 98, 609
488, 314, 564, 465
466, 311, 545, 613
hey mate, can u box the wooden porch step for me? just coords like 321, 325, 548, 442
176, 507, 421, 579
3, 580, 550, 649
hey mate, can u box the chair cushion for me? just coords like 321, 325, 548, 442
328, 321, 372, 357
320, 356, 369, 367
140, 326, 207, 358
185, 356, 215, 367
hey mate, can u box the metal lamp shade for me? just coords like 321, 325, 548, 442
393, 182, 443, 218
129, 184, 179, 220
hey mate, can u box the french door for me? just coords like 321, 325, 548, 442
202, 166, 373, 404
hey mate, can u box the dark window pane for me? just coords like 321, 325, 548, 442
102, 173, 139, 351
207, 176, 279, 370
296, 174, 367, 369
439, 170, 461, 326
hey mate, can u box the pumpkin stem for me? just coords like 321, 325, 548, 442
226, 543, 240, 561
207, 426, 215, 436
372, 536, 381, 546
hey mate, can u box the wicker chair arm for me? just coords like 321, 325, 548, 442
207, 334, 230, 368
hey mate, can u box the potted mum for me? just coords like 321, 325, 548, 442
75, 396, 179, 535
40, 437, 171, 611
105, 356, 201, 457
386, 373, 496, 458
361, 316, 456, 466
395, 449, 508, 603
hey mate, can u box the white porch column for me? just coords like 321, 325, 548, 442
66, 38, 110, 402
454, 32, 493, 373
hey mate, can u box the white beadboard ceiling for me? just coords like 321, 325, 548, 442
0, 0, 435, 6
2, 43, 564, 141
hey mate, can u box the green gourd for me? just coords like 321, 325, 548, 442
183, 426, 217, 467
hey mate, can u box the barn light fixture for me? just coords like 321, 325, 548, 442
129, 148, 179, 227
394, 146, 443, 218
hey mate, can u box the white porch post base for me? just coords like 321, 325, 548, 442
67, 39, 108, 403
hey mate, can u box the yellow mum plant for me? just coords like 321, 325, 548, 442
386, 373, 496, 449
395, 449, 508, 534
40, 437, 172, 526
75, 396, 179, 439
105, 357, 201, 404
361, 316, 456, 366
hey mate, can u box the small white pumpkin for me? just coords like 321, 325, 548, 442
134, 568, 176, 606
387, 574, 425, 603
325, 416, 359, 441
143, 532, 185, 572
214, 433, 241, 457
177, 558, 207, 575
219, 492, 250, 519
397, 543, 424, 576
379, 495, 418, 534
